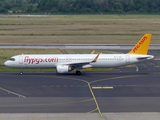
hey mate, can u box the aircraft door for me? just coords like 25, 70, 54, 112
19, 56, 23, 64
126, 55, 130, 63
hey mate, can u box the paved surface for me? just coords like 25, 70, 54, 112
0, 43, 160, 49
1, 113, 160, 120
0, 50, 160, 120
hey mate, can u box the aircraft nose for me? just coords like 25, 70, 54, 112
4, 61, 9, 66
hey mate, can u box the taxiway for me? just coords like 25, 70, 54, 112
0, 49, 160, 120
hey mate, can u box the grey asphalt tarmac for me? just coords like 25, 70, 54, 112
0, 49, 160, 120
0, 43, 160, 50
0, 69, 160, 113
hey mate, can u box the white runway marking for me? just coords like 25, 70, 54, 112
0, 87, 26, 98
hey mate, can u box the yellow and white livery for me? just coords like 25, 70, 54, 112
4, 34, 154, 75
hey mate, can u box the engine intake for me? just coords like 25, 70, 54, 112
56, 64, 73, 73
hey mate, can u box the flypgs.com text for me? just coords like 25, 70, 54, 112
24, 56, 58, 64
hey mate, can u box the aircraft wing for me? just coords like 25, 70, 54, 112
57, 53, 100, 69
59, 61, 93, 69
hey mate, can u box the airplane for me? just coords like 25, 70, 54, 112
4, 34, 154, 75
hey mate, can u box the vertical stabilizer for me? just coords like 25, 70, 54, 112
127, 34, 152, 55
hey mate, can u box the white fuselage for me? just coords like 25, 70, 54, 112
4, 54, 154, 69
3, 34, 154, 75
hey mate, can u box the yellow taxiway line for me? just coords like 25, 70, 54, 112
92, 87, 114, 89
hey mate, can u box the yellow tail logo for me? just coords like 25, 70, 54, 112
127, 34, 152, 55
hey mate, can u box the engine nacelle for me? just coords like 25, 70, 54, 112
56, 64, 73, 73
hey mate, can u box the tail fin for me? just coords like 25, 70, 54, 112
127, 34, 152, 55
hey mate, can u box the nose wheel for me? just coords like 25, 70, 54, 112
19, 68, 23, 75
76, 70, 81, 75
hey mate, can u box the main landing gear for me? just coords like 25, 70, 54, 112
76, 70, 81, 75
19, 68, 23, 75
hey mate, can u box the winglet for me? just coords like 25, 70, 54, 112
127, 34, 152, 55
91, 50, 96, 54
92, 53, 100, 62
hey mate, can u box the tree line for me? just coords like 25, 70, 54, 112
0, 0, 160, 14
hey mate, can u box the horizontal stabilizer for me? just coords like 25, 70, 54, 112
137, 57, 150, 61
137, 55, 154, 61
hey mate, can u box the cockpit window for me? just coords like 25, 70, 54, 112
9, 58, 15, 61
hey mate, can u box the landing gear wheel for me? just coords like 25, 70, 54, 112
19, 68, 23, 75
19, 72, 23, 75
76, 70, 81, 75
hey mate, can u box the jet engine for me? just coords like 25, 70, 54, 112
56, 64, 73, 73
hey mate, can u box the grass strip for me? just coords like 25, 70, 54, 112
0, 66, 114, 72
0, 33, 142, 36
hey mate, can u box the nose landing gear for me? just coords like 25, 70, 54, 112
19, 68, 23, 75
